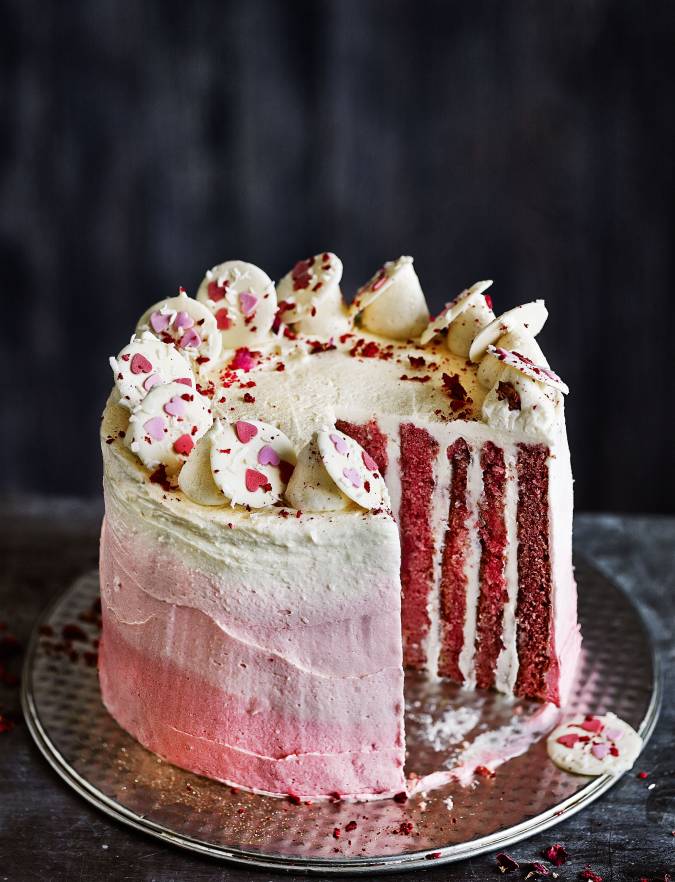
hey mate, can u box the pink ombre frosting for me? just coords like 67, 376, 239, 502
99, 445, 406, 798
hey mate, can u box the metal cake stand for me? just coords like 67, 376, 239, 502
22, 558, 661, 874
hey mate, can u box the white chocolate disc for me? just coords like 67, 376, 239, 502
177, 427, 225, 506
419, 280, 493, 345
276, 252, 351, 338
469, 300, 548, 363
284, 436, 350, 512
353, 257, 429, 340
109, 333, 194, 410
316, 428, 390, 510
210, 419, 297, 508
196, 260, 277, 348
547, 713, 642, 776
126, 382, 213, 475
488, 345, 569, 394
477, 329, 549, 390
137, 291, 222, 366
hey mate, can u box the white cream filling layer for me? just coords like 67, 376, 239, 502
423, 425, 453, 678
494, 446, 521, 693
457, 446, 484, 688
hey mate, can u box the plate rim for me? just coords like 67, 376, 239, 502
21, 562, 663, 875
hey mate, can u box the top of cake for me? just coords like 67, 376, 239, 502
104, 253, 569, 515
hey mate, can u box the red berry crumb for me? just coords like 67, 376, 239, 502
579, 867, 603, 882
496, 852, 519, 873
543, 843, 568, 866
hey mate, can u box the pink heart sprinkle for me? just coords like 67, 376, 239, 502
239, 291, 259, 316
330, 433, 349, 455
235, 421, 258, 443
581, 717, 604, 734
164, 395, 186, 417
130, 353, 153, 374
150, 311, 171, 333
342, 467, 362, 488
230, 348, 258, 371
143, 416, 166, 441
175, 377, 193, 386
143, 373, 161, 391
556, 733, 580, 749
207, 280, 226, 302
258, 445, 280, 466
604, 728, 623, 741
591, 743, 610, 760
245, 468, 269, 492
362, 450, 378, 471
173, 434, 194, 456
173, 310, 194, 330
179, 328, 202, 349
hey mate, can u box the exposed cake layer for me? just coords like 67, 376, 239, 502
337, 417, 579, 704
99, 438, 406, 798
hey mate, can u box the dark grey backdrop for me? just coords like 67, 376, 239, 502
1, 0, 674, 512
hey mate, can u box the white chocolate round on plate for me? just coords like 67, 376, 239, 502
547, 713, 642, 776
126, 382, 213, 475
353, 256, 429, 340
210, 419, 297, 508
316, 428, 390, 510
178, 427, 226, 506
196, 260, 277, 348
419, 280, 493, 346
488, 345, 569, 394
277, 252, 351, 338
469, 300, 548, 363
109, 334, 195, 409
137, 291, 222, 365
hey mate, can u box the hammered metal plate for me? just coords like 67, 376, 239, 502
22, 557, 660, 874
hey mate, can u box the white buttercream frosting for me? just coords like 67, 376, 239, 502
353, 256, 430, 340
284, 436, 350, 511
110, 260, 569, 492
